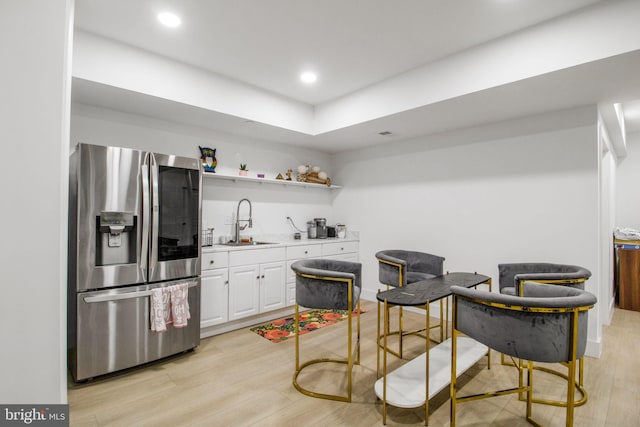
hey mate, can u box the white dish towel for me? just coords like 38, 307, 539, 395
150, 287, 171, 332
150, 284, 190, 332
170, 283, 191, 328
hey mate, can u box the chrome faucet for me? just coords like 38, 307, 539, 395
234, 198, 253, 242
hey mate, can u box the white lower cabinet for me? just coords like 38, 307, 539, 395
201, 267, 229, 327
228, 264, 261, 320
228, 261, 287, 320
201, 240, 358, 331
228, 247, 287, 321
200, 251, 229, 328
259, 261, 287, 312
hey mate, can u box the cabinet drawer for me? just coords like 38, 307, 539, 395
322, 241, 358, 256
286, 244, 322, 260
229, 247, 286, 266
324, 253, 359, 262
202, 251, 229, 270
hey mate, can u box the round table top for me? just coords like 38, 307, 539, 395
376, 272, 491, 306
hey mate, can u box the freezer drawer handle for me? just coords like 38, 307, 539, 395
83, 282, 198, 303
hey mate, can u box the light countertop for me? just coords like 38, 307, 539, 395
202, 236, 359, 252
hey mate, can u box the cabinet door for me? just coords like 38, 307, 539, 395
286, 260, 297, 307
260, 261, 286, 312
228, 264, 260, 320
201, 268, 229, 327
287, 282, 296, 306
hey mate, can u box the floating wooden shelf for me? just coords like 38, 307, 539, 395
203, 172, 342, 189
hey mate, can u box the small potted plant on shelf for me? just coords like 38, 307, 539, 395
239, 163, 248, 176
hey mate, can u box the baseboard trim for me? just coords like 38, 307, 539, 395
200, 306, 296, 339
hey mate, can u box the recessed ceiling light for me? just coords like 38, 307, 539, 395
300, 72, 318, 84
158, 12, 181, 28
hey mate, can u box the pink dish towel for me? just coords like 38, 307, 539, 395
170, 283, 190, 328
150, 287, 171, 332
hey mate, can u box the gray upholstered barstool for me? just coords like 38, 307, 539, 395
498, 262, 592, 407
450, 282, 597, 427
498, 262, 591, 296
291, 258, 362, 402
376, 250, 445, 358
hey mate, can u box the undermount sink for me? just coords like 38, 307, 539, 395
220, 241, 278, 246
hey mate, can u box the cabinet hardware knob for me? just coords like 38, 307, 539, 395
304, 251, 308, 254
225, 280, 229, 285
256, 276, 260, 279
261, 275, 265, 279
210, 260, 215, 264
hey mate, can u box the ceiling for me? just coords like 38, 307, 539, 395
73, 0, 640, 152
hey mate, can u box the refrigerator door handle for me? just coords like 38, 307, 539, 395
149, 152, 159, 275
83, 281, 199, 303
141, 152, 151, 279
84, 290, 152, 303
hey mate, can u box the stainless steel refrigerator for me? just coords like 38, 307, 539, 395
68, 143, 202, 381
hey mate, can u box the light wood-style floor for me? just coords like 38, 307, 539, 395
68, 302, 640, 426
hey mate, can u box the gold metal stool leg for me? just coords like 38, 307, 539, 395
293, 301, 361, 402
501, 351, 588, 408
377, 288, 444, 360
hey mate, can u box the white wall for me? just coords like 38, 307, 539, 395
71, 104, 339, 240
73, 31, 314, 134
315, 0, 640, 133
597, 120, 617, 330
616, 132, 640, 228
0, 0, 72, 403
331, 106, 602, 355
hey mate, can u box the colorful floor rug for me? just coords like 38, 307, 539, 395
250, 308, 367, 343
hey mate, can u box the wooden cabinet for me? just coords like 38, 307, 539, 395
201, 252, 229, 327
228, 261, 287, 320
618, 248, 640, 311
228, 247, 286, 321
201, 267, 229, 327
228, 264, 261, 320
259, 261, 287, 312
201, 239, 359, 331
